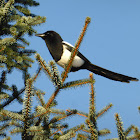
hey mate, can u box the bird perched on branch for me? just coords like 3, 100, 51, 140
35, 31, 138, 83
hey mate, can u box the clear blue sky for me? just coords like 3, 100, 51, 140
8, 0, 140, 139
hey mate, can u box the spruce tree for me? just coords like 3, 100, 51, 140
0, 1, 140, 140
0, 0, 45, 139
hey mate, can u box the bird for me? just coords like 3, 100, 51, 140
35, 30, 138, 83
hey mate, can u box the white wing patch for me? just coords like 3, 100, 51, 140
62, 41, 74, 48
57, 42, 84, 68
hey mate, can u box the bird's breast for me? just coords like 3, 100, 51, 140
57, 47, 84, 68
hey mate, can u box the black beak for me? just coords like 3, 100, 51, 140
35, 33, 45, 37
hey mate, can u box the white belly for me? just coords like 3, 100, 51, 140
57, 47, 84, 68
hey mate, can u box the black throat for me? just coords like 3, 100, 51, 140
44, 32, 63, 62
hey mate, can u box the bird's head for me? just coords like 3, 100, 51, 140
35, 31, 63, 44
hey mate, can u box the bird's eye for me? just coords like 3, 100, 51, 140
47, 32, 53, 37
44, 32, 50, 36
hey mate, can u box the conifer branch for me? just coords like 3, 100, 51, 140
50, 109, 66, 115
17, 46, 25, 49
115, 113, 126, 140
50, 124, 68, 129
132, 126, 140, 139
10, 127, 24, 134
36, 56, 62, 87
59, 130, 76, 140
15, 5, 30, 15
0, 0, 49, 139
81, 128, 90, 133
89, 73, 96, 113
51, 127, 64, 136
0, 46, 6, 52
35, 53, 52, 80
98, 129, 111, 136
66, 109, 88, 118
88, 73, 98, 139
32, 107, 66, 119
61, 78, 92, 89
22, 78, 33, 139
0, 0, 14, 23
96, 103, 113, 118
0, 38, 16, 46
1, 87, 25, 109
0, 110, 24, 121
125, 125, 135, 136
0, 120, 21, 132
86, 119, 98, 140
31, 106, 50, 119
76, 112, 87, 118
62, 124, 85, 139
49, 110, 77, 124
44, 87, 60, 109
1, 66, 40, 110
34, 90, 45, 107
32, 67, 42, 82
0, 93, 9, 100
28, 16, 46, 26
49, 60, 62, 87
61, 17, 91, 83
77, 133, 90, 139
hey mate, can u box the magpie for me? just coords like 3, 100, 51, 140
35, 30, 138, 83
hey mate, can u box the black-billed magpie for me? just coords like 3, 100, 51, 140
35, 31, 138, 83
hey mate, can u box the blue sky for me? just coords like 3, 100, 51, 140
8, 0, 140, 139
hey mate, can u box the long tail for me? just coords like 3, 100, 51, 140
86, 63, 138, 83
